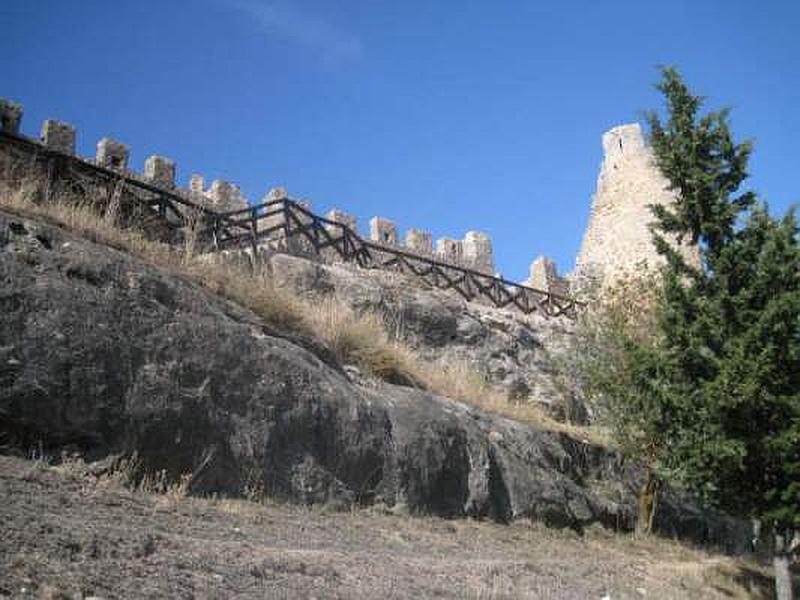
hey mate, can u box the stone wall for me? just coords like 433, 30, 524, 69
573, 123, 700, 293
0, 96, 709, 301
0, 96, 540, 294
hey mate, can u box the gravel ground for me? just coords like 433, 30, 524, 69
0, 455, 776, 599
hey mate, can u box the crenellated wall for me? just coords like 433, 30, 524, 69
0, 97, 252, 215
0, 96, 567, 295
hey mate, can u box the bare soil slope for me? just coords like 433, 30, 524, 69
0, 455, 772, 600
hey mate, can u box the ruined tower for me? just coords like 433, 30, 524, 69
573, 123, 699, 292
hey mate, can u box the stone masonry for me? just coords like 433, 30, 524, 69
573, 123, 700, 293
189, 174, 205, 195
369, 217, 398, 245
527, 256, 570, 297
462, 231, 495, 274
436, 238, 463, 265
0, 99, 23, 134
0, 95, 581, 301
41, 120, 77, 155
208, 180, 248, 212
144, 155, 176, 189
96, 138, 129, 171
405, 229, 433, 255
266, 187, 288, 202
325, 209, 357, 233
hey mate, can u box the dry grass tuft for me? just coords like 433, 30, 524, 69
192, 258, 307, 332
302, 296, 422, 386
421, 358, 612, 444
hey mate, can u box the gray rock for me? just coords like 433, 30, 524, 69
0, 212, 750, 552
268, 253, 572, 411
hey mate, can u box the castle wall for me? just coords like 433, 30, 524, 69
0, 96, 534, 297
435, 238, 463, 265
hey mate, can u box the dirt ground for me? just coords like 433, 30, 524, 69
0, 454, 780, 599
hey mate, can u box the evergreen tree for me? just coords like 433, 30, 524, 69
646, 67, 800, 599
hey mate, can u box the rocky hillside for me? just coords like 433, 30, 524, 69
265, 251, 574, 413
0, 210, 747, 549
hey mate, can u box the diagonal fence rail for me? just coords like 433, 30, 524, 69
0, 129, 580, 318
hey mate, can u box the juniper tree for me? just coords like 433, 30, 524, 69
646, 66, 800, 599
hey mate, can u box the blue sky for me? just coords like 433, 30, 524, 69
3, 1, 799, 281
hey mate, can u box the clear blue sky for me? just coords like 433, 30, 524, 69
3, 1, 799, 281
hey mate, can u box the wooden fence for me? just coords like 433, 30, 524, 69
0, 130, 580, 318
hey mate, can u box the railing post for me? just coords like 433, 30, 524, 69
282, 201, 291, 248
341, 228, 349, 259
212, 215, 220, 250
44, 155, 57, 203
250, 206, 259, 263
315, 217, 323, 253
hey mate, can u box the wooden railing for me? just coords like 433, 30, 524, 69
0, 130, 580, 318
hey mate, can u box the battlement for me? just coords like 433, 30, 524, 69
0, 96, 569, 300
0, 99, 23, 134
41, 120, 77, 155
526, 256, 570, 297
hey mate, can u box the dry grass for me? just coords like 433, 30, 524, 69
0, 175, 603, 443
21, 450, 193, 508
303, 295, 423, 386
300, 296, 610, 442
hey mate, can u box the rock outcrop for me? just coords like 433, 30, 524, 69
0, 211, 748, 551
264, 252, 572, 411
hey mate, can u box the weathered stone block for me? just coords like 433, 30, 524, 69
144, 155, 176, 189
528, 255, 570, 297
0, 98, 23, 134
325, 209, 357, 233
405, 229, 433, 255
189, 174, 205, 194
436, 238, 463, 265
266, 187, 289, 202
528, 256, 557, 290
463, 230, 494, 274
96, 138, 129, 171
228, 184, 249, 211
369, 217, 397, 245
209, 179, 233, 206
40, 120, 76, 155
209, 180, 248, 212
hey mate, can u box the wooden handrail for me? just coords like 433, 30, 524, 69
0, 130, 582, 318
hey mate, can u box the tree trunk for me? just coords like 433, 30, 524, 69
774, 531, 794, 600
635, 468, 661, 537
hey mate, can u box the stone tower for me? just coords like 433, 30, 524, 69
573, 123, 699, 292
